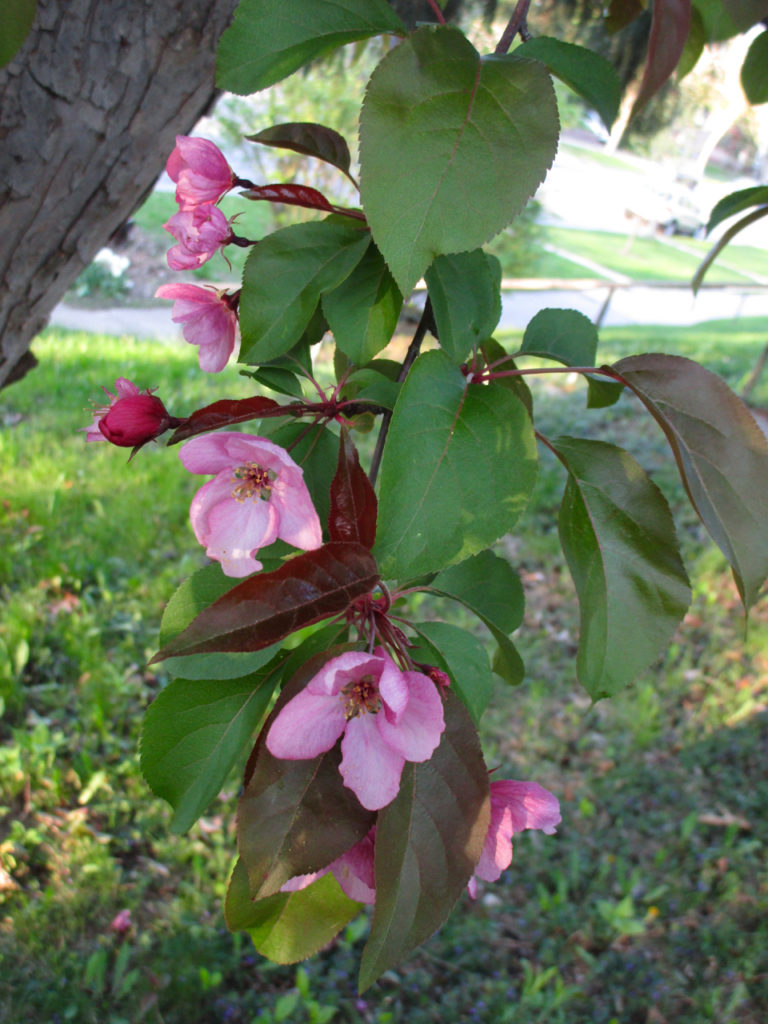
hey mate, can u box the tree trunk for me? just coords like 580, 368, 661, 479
0, 0, 239, 391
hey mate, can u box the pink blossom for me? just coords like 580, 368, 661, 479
468, 779, 561, 898
281, 828, 376, 905
179, 432, 322, 577
267, 647, 445, 810
166, 135, 237, 209
155, 283, 239, 372
164, 204, 233, 270
108, 909, 132, 934
82, 378, 171, 448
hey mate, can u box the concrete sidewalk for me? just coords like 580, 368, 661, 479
49, 282, 768, 342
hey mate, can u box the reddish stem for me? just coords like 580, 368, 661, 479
494, 0, 531, 53
425, 0, 446, 25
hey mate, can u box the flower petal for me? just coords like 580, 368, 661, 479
267, 690, 346, 759
376, 671, 444, 762
340, 714, 405, 811
490, 780, 561, 835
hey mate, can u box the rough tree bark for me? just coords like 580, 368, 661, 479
0, 0, 239, 391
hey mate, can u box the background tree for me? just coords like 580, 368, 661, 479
0, 0, 238, 392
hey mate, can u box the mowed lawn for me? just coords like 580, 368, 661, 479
1, 323, 768, 1023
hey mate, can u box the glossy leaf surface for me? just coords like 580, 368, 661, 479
425, 250, 502, 365
226, 860, 361, 962
554, 436, 691, 699
374, 352, 537, 580
322, 242, 403, 365
359, 27, 558, 294
140, 660, 283, 834
520, 307, 620, 408
152, 543, 379, 661
159, 565, 279, 680
429, 550, 526, 686
329, 427, 378, 549
238, 652, 375, 898
240, 219, 370, 364
359, 693, 490, 991
243, 183, 334, 212
516, 36, 621, 131
167, 396, 286, 445
410, 620, 495, 724
615, 354, 768, 607
216, 0, 404, 94
247, 122, 355, 183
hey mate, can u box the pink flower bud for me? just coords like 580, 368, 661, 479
167, 135, 237, 209
108, 909, 132, 934
83, 378, 172, 449
164, 205, 233, 270
155, 283, 239, 372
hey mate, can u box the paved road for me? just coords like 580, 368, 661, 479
49, 281, 768, 342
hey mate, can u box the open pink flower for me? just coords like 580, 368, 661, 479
155, 283, 239, 372
281, 827, 376, 905
164, 204, 233, 270
267, 647, 445, 810
468, 779, 561, 898
82, 378, 172, 448
179, 432, 322, 577
167, 135, 237, 210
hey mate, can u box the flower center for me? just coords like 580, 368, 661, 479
231, 462, 275, 502
341, 674, 382, 720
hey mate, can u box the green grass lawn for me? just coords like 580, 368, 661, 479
2, 326, 768, 1022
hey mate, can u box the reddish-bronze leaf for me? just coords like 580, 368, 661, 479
151, 542, 379, 662
247, 123, 356, 186
359, 692, 490, 991
238, 649, 376, 900
632, 0, 691, 115
328, 426, 378, 549
167, 396, 292, 445
615, 353, 768, 607
243, 183, 335, 212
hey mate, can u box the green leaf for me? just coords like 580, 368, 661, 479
140, 660, 283, 833
226, 859, 361, 963
615, 354, 768, 608
240, 219, 370, 364
554, 436, 691, 700
741, 31, 768, 105
429, 550, 526, 687
216, 0, 404, 94
677, 5, 706, 79
516, 36, 621, 131
247, 122, 356, 185
694, 205, 768, 292
359, 26, 558, 295
521, 307, 598, 366
425, 250, 502, 364
0, 0, 36, 68
359, 692, 490, 991
706, 186, 768, 234
344, 368, 401, 411
719, 0, 768, 32
374, 351, 537, 580
238, 650, 375, 898
159, 564, 280, 680
519, 308, 621, 410
480, 338, 533, 415
409, 621, 495, 724
322, 242, 403, 365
